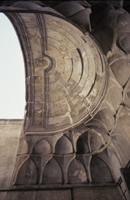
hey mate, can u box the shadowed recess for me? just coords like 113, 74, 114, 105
33, 139, 51, 155
42, 158, 62, 184
16, 158, 37, 185
55, 136, 73, 154
68, 158, 87, 183
90, 156, 113, 183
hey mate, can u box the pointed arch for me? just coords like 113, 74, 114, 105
55, 135, 73, 154
42, 158, 62, 184
33, 139, 51, 155
90, 156, 113, 183
68, 158, 87, 183
16, 158, 37, 185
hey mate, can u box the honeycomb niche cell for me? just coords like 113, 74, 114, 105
42, 158, 62, 184
33, 139, 51, 155
68, 158, 88, 183
1, 2, 130, 200
16, 158, 37, 185
55, 136, 73, 154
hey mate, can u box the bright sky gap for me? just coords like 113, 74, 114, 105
0, 13, 25, 119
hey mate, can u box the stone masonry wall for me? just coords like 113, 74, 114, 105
0, 120, 23, 190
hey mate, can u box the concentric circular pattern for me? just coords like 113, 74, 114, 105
12, 12, 107, 133
31, 15, 107, 132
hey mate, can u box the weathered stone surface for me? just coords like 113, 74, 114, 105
16, 158, 37, 185
94, 109, 115, 131
110, 59, 130, 87
107, 147, 122, 181
123, 79, 130, 108
118, 106, 130, 143
0, 187, 123, 200
0, 192, 7, 200
111, 134, 130, 167
5, 12, 107, 134
68, 158, 87, 183
1, 1, 130, 199
33, 139, 51, 155
55, 136, 73, 154
5, 190, 71, 200
42, 158, 62, 184
90, 155, 113, 183
35, 190, 71, 200
0, 120, 23, 189
72, 186, 122, 200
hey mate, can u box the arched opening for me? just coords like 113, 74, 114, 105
0, 13, 25, 119
0, 13, 26, 189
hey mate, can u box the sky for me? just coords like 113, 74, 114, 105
0, 13, 25, 119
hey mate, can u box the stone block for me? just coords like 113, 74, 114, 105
6, 191, 35, 200
72, 186, 122, 200
0, 120, 22, 189
0, 192, 7, 200
6, 190, 71, 200
35, 190, 71, 200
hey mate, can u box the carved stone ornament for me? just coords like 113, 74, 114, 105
0, 2, 130, 198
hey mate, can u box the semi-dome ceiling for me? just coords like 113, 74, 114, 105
8, 12, 107, 133
1, 1, 130, 195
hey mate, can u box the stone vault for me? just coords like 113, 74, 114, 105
0, 1, 130, 200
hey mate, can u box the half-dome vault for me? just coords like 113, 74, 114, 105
1, 1, 130, 200
5, 12, 107, 134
